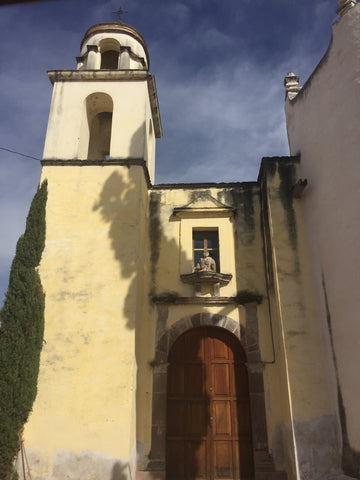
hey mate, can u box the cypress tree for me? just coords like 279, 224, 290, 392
0, 180, 47, 479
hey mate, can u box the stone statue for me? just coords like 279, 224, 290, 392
195, 251, 216, 272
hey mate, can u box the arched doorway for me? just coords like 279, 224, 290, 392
166, 326, 254, 480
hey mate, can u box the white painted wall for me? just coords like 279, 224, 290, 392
42, 78, 156, 180
285, 5, 360, 452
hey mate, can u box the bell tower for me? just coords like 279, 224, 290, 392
23, 21, 161, 480
43, 21, 161, 181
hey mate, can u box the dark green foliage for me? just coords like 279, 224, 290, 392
11, 471, 19, 480
0, 180, 47, 480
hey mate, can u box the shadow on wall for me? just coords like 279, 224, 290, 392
91, 119, 193, 330
91, 130, 194, 474
92, 123, 258, 478
92, 168, 140, 329
91, 122, 151, 330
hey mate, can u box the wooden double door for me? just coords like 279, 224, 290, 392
166, 327, 254, 480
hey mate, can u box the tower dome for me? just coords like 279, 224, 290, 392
77, 22, 149, 70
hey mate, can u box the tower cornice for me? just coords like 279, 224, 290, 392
47, 69, 149, 83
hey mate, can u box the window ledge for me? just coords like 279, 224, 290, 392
180, 272, 232, 286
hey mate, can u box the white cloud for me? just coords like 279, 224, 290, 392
0, 0, 338, 304
163, 2, 190, 22
154, 54, 290, 184
182, 26, 233, 50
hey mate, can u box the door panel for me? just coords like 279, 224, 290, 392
168, 364, 184, 395
186, 440, 207, 479
167, 400, 185, 436
166, 327, 254, 479
213, 401, 232, 436
213, 363, 230, 396
185, 364, 205, 397
167, 440, 185, 479
188, 400, 208, 436
214, 441, 234, 479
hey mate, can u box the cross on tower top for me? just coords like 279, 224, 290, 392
112, 7, 128, 21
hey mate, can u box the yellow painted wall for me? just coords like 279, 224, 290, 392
24, 164, 150, 479
24, 162, 344, 480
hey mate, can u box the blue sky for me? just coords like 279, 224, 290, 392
0, 0, 339, 304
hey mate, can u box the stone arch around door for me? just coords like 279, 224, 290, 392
146, 308, 269, 477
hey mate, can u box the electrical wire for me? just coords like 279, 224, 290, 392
0, 146, 41, 161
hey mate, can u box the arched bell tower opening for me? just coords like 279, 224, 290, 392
81, 92, 114, 160
99, 38, 120, 69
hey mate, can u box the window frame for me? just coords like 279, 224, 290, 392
192, 228, 219, 272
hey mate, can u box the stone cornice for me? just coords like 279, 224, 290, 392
147, 75, 163, 138
41, 158, 152, 187
152, 293, 263, 305
47, 69, 149, 83
152, 181, 258, 190
173, 207, 234, 219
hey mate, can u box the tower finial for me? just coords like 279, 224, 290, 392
284, 72, 301, 100
112, 7, 128, 22
337, 0, 357, 17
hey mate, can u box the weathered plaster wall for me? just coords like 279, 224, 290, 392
285, 5, 360, 475
149, 185, 268, 298
24, 164, 150, 480
144, 183, 289, 476
259, 158, 344, 480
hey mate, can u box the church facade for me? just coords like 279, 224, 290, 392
22, 2, 360, 480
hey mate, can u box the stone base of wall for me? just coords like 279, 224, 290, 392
23, 448, 133, 480
255, 473, 287, 480
254, 450, 287, 480
136, 471, 165, 480
136, 471, 286, 480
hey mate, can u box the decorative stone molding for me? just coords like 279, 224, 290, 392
120, 45, 146, 67
76, 56, 84, 69
152, 292, 263, 305
337, 0, 357, 17
284, 71, 301, 100
172, 192, 234, 219
180, 271, 232, 296
86, 44, 99, 53
292, 178, 308, 199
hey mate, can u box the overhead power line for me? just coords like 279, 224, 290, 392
0, 146, 41, 161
